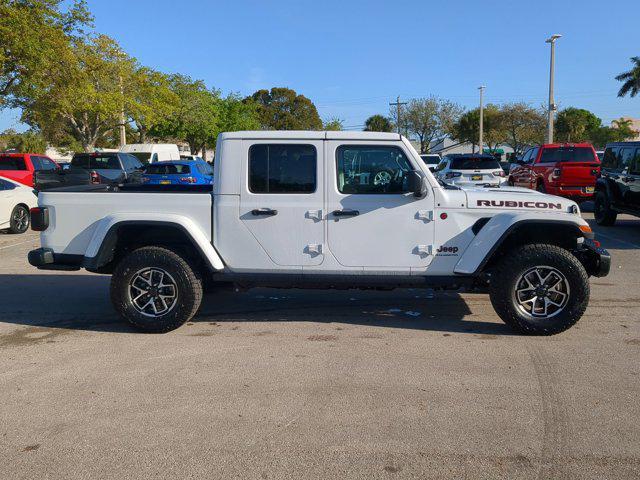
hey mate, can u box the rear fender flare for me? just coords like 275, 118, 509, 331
82, 213, 224, 271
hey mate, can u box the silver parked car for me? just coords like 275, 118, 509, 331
435, 154, 507, 188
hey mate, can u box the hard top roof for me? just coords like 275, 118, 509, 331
219, 131, 403, 141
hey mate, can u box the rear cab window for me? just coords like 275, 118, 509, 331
72, 154, 121, 170
0, 156, 27, 170
249, 144, 316, 193
540, 147, 598, 163
602, 147, 620, 171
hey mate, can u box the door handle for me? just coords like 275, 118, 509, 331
332, 209, 359, 217
251, 208, 278, 216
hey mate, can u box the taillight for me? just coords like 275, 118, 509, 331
179, 176, 197, 183
445, 172, 462, 179
493, 170, 505, 177
30, 207, 49, 231
90, 171, 100, 184
552, 168, 562, 179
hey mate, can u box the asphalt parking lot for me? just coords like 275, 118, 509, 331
1, 213, 639, 480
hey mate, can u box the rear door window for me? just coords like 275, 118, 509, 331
249, 144, 316, 194
33, 156, 58, 171
0, 156, 27, 170
72, 154, 121, 170
602, 147, 619, 171
630, 148, 640, 176
540, 147, 597, 163
619, 148, 635, 172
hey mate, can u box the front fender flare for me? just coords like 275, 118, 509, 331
82, 213, 224, 271
453, 212, 590, 275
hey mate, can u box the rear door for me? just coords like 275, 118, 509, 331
239, 140, 324, 267
618, 147, 636, 207
626, 148, 640, 210
31, 156, 64, 189
326, 141, 435, 269
0, 178, 16, 225
601, 147, 624, 206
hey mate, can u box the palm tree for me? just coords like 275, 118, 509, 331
616, 57, 640, 98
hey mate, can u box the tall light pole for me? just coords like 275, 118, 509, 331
545, 34, 562, 144
389, 96, 408, 135
478, 86, 485, 154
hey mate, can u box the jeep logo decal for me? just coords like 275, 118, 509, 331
436, 246, 459, 253
476, 200, 562, 209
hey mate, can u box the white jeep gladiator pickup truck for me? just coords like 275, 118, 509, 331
28, 131, 610, 335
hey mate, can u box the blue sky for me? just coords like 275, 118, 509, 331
2, 0, 638, 131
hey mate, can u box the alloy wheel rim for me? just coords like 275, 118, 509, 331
514, 266, 570, 319
129, 267, 178, 317
13, 208, 28, 230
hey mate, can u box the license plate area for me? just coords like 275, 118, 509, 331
160, 180, 171, 185
584, 186, 595, 193
471, 175, 483, 181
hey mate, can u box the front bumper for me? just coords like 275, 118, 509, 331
28, 248, 82, 271
575, 239, 611, 277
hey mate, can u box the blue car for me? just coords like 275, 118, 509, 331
141, 160, 213, 185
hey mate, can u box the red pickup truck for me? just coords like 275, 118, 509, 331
508, 143, 600, 201
0, 153, 60, 187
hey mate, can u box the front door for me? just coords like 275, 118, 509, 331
326, 142, 435, 269
239, 140, 324, 267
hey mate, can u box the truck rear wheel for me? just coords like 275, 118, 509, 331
594, 191, 617, 226
110, 246, 203, 333
489, 244, 589, 335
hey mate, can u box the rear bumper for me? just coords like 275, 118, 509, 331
575, 239, 610, 277
28, 248, 82, 271
547, 184, 595, 198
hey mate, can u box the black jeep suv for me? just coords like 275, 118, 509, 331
594, 141, 640, 225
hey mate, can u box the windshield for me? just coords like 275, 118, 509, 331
144, 164, 191, 175
71, 154, 121, 170
128, 152, 152, 164
540, 147, 597, 163
450, 157, 500, 170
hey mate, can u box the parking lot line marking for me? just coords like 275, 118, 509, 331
0, 239, 35, 250
595, 231, 640, 249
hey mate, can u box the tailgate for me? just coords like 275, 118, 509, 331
558, 162, 600, 185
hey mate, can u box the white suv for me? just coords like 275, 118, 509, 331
436, 154, 507, 188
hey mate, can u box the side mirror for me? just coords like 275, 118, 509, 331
408, 170, 428, 198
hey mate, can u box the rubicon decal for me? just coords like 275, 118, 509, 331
477, 200, 562, 209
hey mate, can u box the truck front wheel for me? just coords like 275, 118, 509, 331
110, 246, 203, 333
489, 244, 589, 335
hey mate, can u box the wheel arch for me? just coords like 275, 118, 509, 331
454, 216, 590, 276
82, 217, 224, 274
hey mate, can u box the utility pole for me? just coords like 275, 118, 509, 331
545, 34, 562, 143
389, 96, 408, 135
118, 74, 126, 148
478, 86, 485, 154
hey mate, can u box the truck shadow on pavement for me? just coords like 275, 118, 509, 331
0, 274, 515, 336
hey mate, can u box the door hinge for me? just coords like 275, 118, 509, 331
306, 209, 323, 221
305, 244, 323, 255
415, 244, 432, 256
416, 210, 433, 222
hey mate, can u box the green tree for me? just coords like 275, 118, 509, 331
616, 57, 640, 98
0, 0, 92, 107
128, 67, 179, 143
363, 114, 393, 132
590, 118, 639, 147
451, 105, 503, 153
151, 75, 221, 159
555, 108, 601, 143
323, 117, 343, 131
403, 97, 463, 153
0, 128, 47, 152
247, 87, 322, 130
21, 34, 137, 152
499, 102, 546, 154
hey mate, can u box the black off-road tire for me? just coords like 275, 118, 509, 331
489, 244, 589, 335
594, 191, 617, 226
110, 246, 203, 333
9, 204, 30, 234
